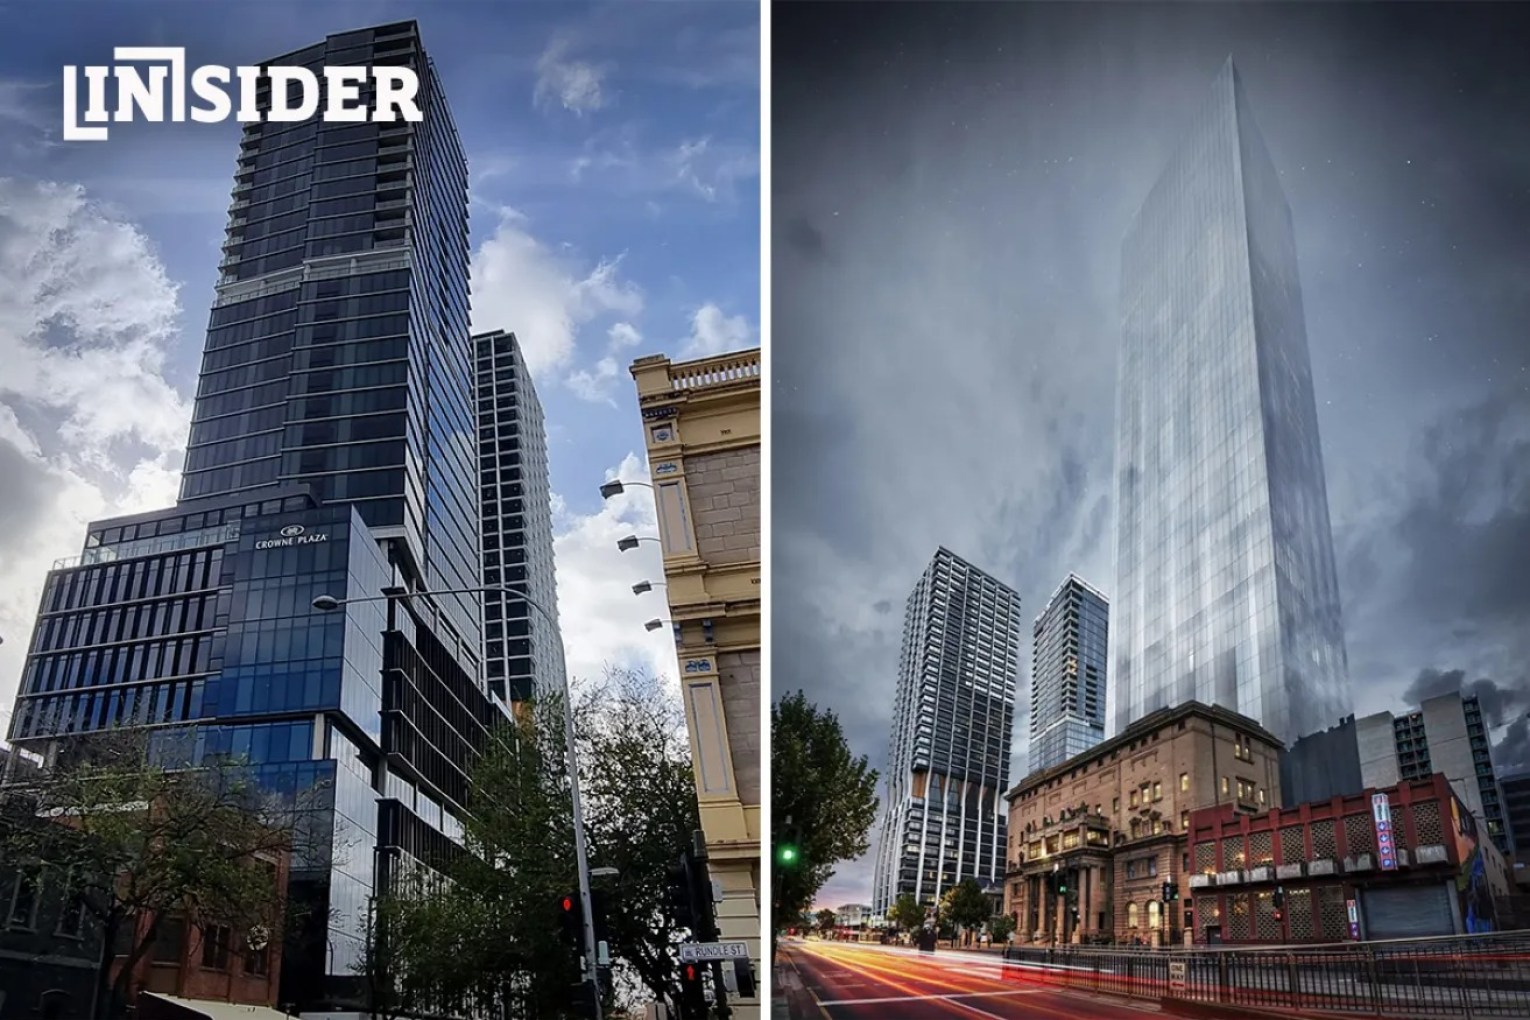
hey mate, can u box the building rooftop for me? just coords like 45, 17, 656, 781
1006, 700, 1284, 802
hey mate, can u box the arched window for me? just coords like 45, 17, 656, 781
1148, 900, 1162, 930
1127, 902, 1139, 929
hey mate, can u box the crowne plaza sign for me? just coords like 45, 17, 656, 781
255, 525, 330, 551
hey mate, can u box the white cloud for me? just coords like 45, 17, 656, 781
552, 453, 676, 686
671, 136, 759, 203
681, 303, 754, 358
566, 357, 620, 405
565, 322, 646, 406
469, 206, 643, 379
534, 38, 609, 117
608, 321, 642, 349
0, 179, 189, 737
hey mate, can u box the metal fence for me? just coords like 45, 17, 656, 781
994, 931, 1530, 1017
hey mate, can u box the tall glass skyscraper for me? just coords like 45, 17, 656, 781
872, 548, 1020, 914
1028, 574, 1108, 775
4, 22, 501, 1012
1113, 58, 1352, 751
474, 330, 561, 704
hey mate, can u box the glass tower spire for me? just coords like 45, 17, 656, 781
1113, 58, 1352, 749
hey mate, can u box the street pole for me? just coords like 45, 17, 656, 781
493, 585, 603, 1020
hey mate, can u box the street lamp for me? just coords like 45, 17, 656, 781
598, 480, 652, 500
631, 580, 666, 596
313, 583, 605, 1019
616, 535, 660, 553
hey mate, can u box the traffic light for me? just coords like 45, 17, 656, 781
1161, 881, 1172, 903
567, 979, 597, 1018
668, 856, 697, 931
559, 892, 584, 947
678, 960, 707, 1019
1273, 886, 1285, 923
1057, 871, 1069, 896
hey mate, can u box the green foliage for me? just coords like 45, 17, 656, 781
770, 691, 878, 933
367, 669, 701, 1018
887, 893, 927, 932
940, 878, 993, 931
0, 729, 311, 1019
988, 912, 1017, 943
814, 908, 837, 934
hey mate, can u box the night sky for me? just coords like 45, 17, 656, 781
772, 1, 1530, 907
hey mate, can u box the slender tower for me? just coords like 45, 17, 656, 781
474, 329, 562, 704
1029, 575, 1109, 775
1113, 58, 1352, 754
872, 548, 1021, 913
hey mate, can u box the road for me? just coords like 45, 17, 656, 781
776, 939, 1164, 1019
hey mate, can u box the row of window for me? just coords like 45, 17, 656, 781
31, 594, 218, 655
25, 634, 213, 696
181, 459, 279, 499
12, 678, 208, 739
5, 869, 87, 937
45, 549, 224, 613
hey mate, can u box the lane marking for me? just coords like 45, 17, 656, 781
818, 989, 1043, 1006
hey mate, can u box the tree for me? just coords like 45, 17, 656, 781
815, 908, 837, 936
940, 879, 993, 933
988, 913, 1017, 944
888, 894, 928, 933
371, 669, 702, 1018
0, 728, 314, 1020
771, 692, 878, 934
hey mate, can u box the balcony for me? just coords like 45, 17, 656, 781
663, 350, 761, 393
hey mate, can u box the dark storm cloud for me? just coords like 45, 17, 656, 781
773, 2, 1530, 904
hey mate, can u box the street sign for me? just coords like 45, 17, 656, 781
1372, 793, 1398, 871
1346, 898, 1360, 940
1168, 960, 1187, 994
680, 941, 750, 962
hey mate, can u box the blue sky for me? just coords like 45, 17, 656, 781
0, 0, 760, 718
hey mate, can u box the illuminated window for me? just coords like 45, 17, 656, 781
1180, 773, 1190, 792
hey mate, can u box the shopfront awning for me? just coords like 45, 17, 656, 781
139, 992, 291, 1020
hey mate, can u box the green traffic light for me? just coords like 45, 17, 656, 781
776, 844, 799, 866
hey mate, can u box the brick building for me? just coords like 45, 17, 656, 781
1004, 702, 1283, 946
1187, 773, 1515, 944
630, 348, 761, 1018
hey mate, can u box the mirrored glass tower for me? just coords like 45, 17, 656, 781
1113, 58, 1352, 751
872, 548, 1020, 913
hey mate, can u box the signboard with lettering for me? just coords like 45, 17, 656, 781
1372, 793, 1398, 871
679, 941, 749, 963
1168, 960, 1187, 994
254, 524, 329, 551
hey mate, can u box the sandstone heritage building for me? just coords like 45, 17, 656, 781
1004, 702, 1282, 945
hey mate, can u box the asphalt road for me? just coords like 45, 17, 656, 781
776, 939, 1163, 1019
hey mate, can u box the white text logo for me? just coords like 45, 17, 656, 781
63, 47, 421, 142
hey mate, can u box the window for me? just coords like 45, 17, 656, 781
7, 871, 39, 929
1180, 773, 1190, 792
1258, 788, 1266, 805
1127, 902, 1139, 929
56, 875, 87, 938
202, 924, 231, 969
1112, 797, 1120, 813
1130, 790, 1139, 808
1221, 776, 1230, 795
154, 917, 186, 962
1181, 811, 1189, 831
1153, 781, 1163, 801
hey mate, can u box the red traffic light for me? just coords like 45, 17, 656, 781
684, 964, 698, 981
562, 896, 574, 912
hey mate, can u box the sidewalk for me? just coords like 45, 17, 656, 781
772, 958, 820, 1020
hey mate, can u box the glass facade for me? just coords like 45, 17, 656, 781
872, 548, 1020, 913
1028, 575, 1108, 775
3, 22, 501, 1014
1114, 58, 1351, 750
474, 330, 562, 703
179, 21, 481, 674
